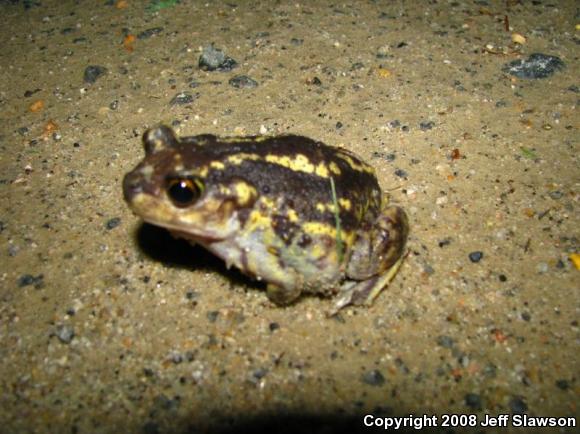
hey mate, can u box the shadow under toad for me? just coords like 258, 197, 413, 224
135, 222, 263, 291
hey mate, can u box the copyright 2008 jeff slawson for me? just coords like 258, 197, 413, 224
363, 414, 577, 430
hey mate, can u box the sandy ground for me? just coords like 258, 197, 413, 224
0, 0, 578, 433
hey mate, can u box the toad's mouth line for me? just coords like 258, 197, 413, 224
136, 214, 228, 244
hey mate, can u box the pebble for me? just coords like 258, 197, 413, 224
394, 169, 408, 178
228, 75, 258, 89
137, 27, 163, 40
361, 369, 386, 386
468, 251, 483, 263
198, 45, 237, 72
105, 217, 121, 230
308, 76, 322, 86
376, 45, 391, 59
252, 368, 268, 380
18, 274, 44, 288
436, 335, 454, 349
419, 121, 435, 131
206, 311, 219, 323
17, 126, 30, 136
83, 65, 107, 84
438, 238, 452, 248
464, 393, 482, 410
387, 119, 401, 129
509, 396, 528, 414
55, 324, 75, 344
502, 53, 565, 79
169, 92, 198, 106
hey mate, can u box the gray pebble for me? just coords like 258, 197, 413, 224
419, 121, 435, 131
394, 169, 407, 178
362, 369, 386, 386
55, 324, 75, 343
502, 53, 565, 79
137, 27, 163, 40
199, 45, 237, 72
509, 396, 528, 414
169, 92, 198, 106
18, 274, 44, 288
229, 75, 258, 89
464, 393, 482, 410
469, 251, 483, 263
17, 126, 30, 136
105, 217, 121, 230
83, 65, 107, 84
252, 368, 268, 380
206, 311, 219, 323
436, 335, 454, 348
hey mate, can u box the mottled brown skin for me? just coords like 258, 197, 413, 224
123, 125, 409, 312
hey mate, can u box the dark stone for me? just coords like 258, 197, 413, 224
105, 217, 121, 230
468, 251, 483, 263
83, 65, 107, 84
229, 75, 259, 89
137, 27, 163, 39
198, 45, 237, 71
436, 335, 454, 348
55, 324, 75, 343
169, 92, 198, 106
509, 396, 528, 414
362, 369, 386, 386
394, 169, 407, 178
464, 393, 482, 410
502, 53, 565, 79
18, 274, 43, 288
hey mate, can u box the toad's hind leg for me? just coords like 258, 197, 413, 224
331, 255, 406, 314
332, 205, 409, 314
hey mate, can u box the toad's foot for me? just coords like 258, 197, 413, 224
329, 254, 406, 316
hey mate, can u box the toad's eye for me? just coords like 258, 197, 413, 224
166, 177, 204, 207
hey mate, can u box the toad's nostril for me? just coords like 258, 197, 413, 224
122, 172, 142, 202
